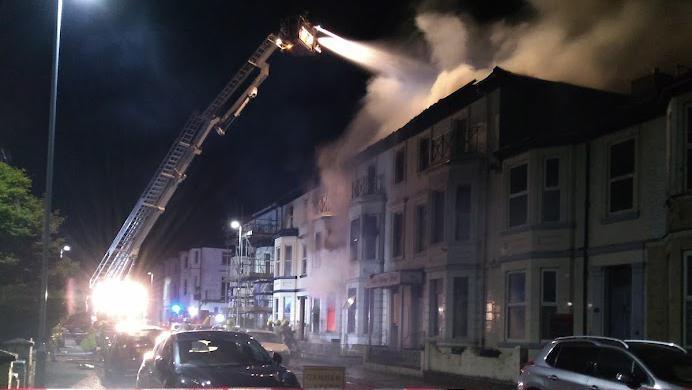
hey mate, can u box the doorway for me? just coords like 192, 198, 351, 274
604, 265, 632, 339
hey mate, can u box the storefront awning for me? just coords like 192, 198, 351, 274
365, 270, 423, 288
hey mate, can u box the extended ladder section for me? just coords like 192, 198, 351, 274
89, 35, 281, 287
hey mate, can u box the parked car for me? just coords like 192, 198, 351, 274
518, 336, 692, 390
97, 325, 164, 385
136, 330, 300, 388
244, 329, 292, 364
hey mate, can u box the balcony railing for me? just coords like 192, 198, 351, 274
352, 174, 384, 199
430, 123, 483, 167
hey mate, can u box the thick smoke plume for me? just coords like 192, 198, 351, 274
311, 0, 692, 288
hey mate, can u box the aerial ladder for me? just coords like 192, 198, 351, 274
89, 17, 322, 288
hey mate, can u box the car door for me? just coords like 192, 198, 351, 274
150, 337, 175, 388
548, 342, 600, 390
588, 347, 651, 390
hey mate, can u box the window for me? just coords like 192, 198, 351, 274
283, 297, 292, 320
455, 186, 471, 240
347, 288, 357, 334
184, 257, 189, 269
284, 245, 292, 276
183, 279, 188, 295
431, 190, 445, 244
392, 212, 404, 257
418, 137, 430, 171
350, 218, 360, 261
506, 272, 526, 340
315, 232, 322, 251
275, 247, 281, 277
687, 107, 692, 190
594, 348, 648, 384
415, 204, 427, 253
542, 158, 560, 222
194, 250, 199, 264
554, 342, 599, 374
452, 277, 468, 338
509, 164, 528, 227
685, 253, 692, 347
541, 269, 558, 340
312, 298, 321, 334
264, 253, 271, 274
286, 206, 294, 228
608, 139, 636, 213
301, 244, 307, 276
221, 281, 229, 300
453, 118, 469, 153
222, 251, 232, 265
430, 279, 445, 336
394, 148, 406, 183
363, 215, 378, 259
274, 299, 279, 320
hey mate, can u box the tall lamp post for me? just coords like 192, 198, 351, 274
36, 0, 63, 386
230, 220, 242, 327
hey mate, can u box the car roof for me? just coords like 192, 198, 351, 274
245, 329, 275, 334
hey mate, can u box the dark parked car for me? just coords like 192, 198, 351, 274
518, 336, 692, 390
136, 330, 300, 388
97, 326, 164, 385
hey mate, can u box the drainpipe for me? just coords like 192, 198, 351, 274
582, 142, 591, 335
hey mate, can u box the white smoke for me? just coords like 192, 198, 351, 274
310, 0, 692, 291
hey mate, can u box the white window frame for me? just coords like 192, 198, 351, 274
508, 163, 529, 228
506, 271, 527, 341
684, 251, 692, 348
607, 137, 637, 214
542, 157, 560, 222
541, 269, 558, 341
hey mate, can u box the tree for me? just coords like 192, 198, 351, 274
0, 162, 75, 339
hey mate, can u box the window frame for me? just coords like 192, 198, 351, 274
542, 157, 561, 223
607, 137, 637, 214
283, 245, 293, 277
301, 243, 307, 276
418, 137, 430, 172
394, 147, 406, 184
392, 211, 404, 258
506, 271, 527, 341
508, 163, 529, 228
414, 203, 427, 253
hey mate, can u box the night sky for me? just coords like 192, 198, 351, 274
0, 0, 525, 274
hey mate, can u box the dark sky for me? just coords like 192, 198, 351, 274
0, 0, 526, 274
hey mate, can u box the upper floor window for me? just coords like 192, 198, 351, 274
684, 252, 692, 347
363, 215, 378, 260
608, 138, 636, 213
301, 244, 307, 276
285, 206, 294, 228
394, 148, 406, 183
542, 158, 560, 222
315, 232, 322, 251
350, 218, 360, 261
418, 137, 430, 171
222, 251, 232, 265
455, 186, 471, 240
284, 245, 292, 276
509, 164, 528, 227
686, 107, 692, 190
194, 250, 199, 264
415, 204, 427, 253
184, 257, 189, 269
392, 212, 404, 258
431, 190, 445, 244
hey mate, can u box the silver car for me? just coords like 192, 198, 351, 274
517, 336, 692, 390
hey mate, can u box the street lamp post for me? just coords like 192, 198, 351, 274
230, 220, 242, 327
37, 0, 63, 386
59, 244, 70, 259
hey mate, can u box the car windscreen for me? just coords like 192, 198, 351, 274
176, 335, 272, 366
248, 332, 282, 344
629, 344, 692, 386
